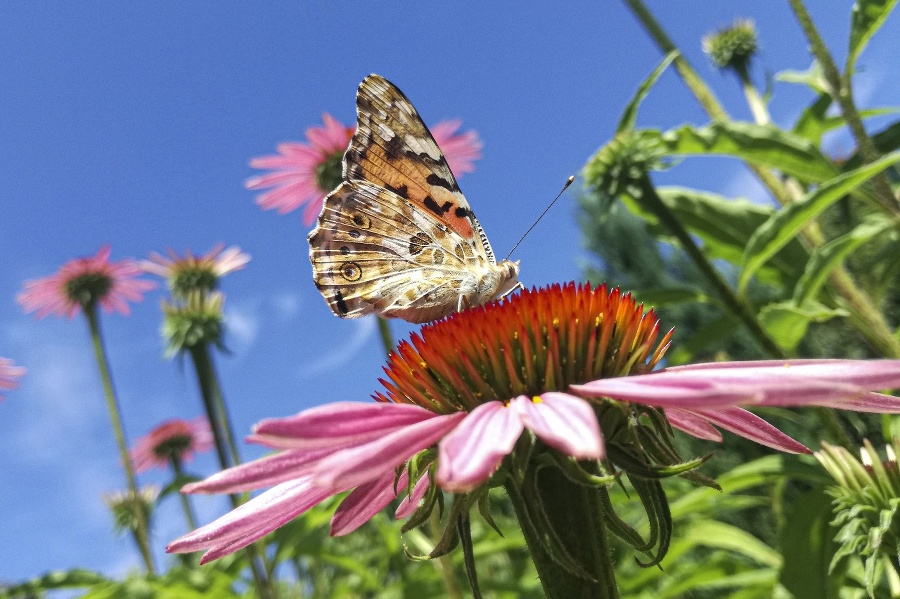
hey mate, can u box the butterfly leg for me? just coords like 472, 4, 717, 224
457, 294, 471, 313
501, 282, 524, 300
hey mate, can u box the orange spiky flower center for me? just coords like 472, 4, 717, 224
375, 283, 672, 414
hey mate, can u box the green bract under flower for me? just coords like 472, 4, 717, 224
64, 272, 114, 309
104, 486, 159, 535
375, 283, 671, 413
583, 130, 667, 199
162, 292, 225, 354
315, 149, 344, 196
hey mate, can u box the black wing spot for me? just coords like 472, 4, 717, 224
385, 183, 409, 199
426, 173, 455, 191
349, 230, 361, 239
408, 232, 430, 256
334, 291, 349, 315
423, 196, 453, 217
454, 207, 469, 219
383, 135, 405, 161
352, 213, 371, 229
340, 246, 351, 255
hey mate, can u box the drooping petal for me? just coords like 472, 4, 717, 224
664, 408, 723, 442
395, 473, 431, 519
515, 393, 605, 459
252, 402, 438, 449
167, 476, 336, 564
182, 446, 344, 494
688, 407, 810, 454
314, 412, 465, 489
437, 401, 524, 493
331, 469, 410, 536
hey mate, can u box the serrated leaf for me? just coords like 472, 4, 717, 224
776, 61, 830, 95
849, 0, 899, 69
793, 214, 897, 305
758, 300, 848, 352
738, 151, 900, 293
617, 50, 678, 133
659, 121, 839, 183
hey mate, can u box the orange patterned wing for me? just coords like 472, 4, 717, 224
345, 74, 499, 265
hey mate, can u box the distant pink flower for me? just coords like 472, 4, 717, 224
130, 417, 215, 473
0, 358, 25, 401
18, 245, 155, 319
167, 284, 900, 564
246, 113, 483, 226
142, 244, 249, 298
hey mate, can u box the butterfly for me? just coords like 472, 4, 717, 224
308, 74, 520, 324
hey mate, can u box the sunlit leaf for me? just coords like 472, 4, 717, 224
848, 0, 899, 69
792, 214, 897, 306
738, 151, 900, 293
618, 50, 679, 133
758, 301, 848, 353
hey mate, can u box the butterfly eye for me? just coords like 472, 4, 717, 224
340, 262, 363, 282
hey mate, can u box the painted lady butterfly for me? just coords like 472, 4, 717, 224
308, 75, 520, 323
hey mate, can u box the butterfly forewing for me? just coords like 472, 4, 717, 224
308, 74, 520, 323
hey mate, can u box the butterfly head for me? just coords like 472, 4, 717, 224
490, 259, 521, 301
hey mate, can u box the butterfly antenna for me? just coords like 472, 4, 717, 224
504, 176, 574, 260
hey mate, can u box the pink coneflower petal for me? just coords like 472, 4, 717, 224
0, 358, 25, 400
431, 119, 483, 175
664, 408, 723, 442
395, 473, 431, 519
18, 245, 154, 319
687, 407, 810, 454
437, 401, 524, 493
183, 446, 345, 494
573, 360, 900, 410
251, 402, 440, 450
314, 413, 466, 489
516, 393, 605, 459
331, 469, 410, 537
169, 476, 337, 564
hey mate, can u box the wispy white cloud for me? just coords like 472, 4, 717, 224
297, 317, 377, 377
270, 291, 303, 322
224, 302, 261, 354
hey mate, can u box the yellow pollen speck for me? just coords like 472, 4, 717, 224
553, 318, 560, 327
532, 396, 543, 403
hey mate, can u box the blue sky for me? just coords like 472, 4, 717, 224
1, 1, 897, 584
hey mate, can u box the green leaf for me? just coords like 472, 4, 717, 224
630, 286, 716, 307
848, 0, 899, 69
738, 151, 900, 293
793, 214, 897, 305
0, 569, 111, 597
758, 300, 848, 352
659, 121, 839, 183
841, 119, 900, 171
776, 61, 830, 95
617, 50, 678, 133
778, 487, 843, 599
793, 93, 833, 145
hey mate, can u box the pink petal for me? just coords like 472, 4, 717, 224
395, 473, 431, 519
182, 446, 344, 494
689, 407, 810, 454
314, 412, 465, 489
252, 402, 438, 449
167, 476, 336, 563
664, 408, 723, 442
331, 469, 410, 536
436, 401, 524, 493
515, 393, 604, 459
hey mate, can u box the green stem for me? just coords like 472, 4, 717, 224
84, 305, 156, 574
377, 317, 395, 355
185, 343, 274, 599
506, 467, 619, 598
786, 0, 899, 213
638, 175, 788, 358
170, 457, 198, 531
428, 512, 464, 599
736, 67, 770, 126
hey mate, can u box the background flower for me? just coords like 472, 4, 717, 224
246, 113, 483, 225
0, 358, 25, 401
18, 245, 155, 319
130, 417, 214, 473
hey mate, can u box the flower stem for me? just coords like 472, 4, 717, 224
506, 466, 619, 598
185, 343, 274, 599
377, 317, 395, 355
637, 174, 788, 358
170, 457, 198, 531
84, 305, 155, 574
786, 0, 899, 213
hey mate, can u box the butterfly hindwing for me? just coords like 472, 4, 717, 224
309, 180, 485, 323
